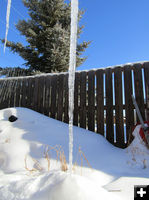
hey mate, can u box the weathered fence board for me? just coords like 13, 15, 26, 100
9, 80, 16, 107
21, 79, 27, 107
37, 76, 44, 113
105, 68, 114, 145
87, 71, 95, 132
114, 67, 125, 148
50, 75, 58, 119
124, 65, 134, 144
0, 62, 149, 148
80, 72, 87, 129
33, 77, 39, 111
73, 73, 80, 126
63, 74, 69, 123
15, 79, 21, 107
44, 76, 51, 116
57, 74, 64, 121
133, 63, 145, 122
96, 69, 104, 135
144, 62, 149, 121
27, 78, 33, 109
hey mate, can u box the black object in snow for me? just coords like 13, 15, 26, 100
8, 115, 18, 122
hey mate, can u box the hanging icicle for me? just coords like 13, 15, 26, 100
68, 0, 79, 174
4, 0, 12, 53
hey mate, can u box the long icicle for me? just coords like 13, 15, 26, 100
68, 0, 78, 174
4, 0, 12, 53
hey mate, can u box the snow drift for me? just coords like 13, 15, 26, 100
0, 107, 149, 200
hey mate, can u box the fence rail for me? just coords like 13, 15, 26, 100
0, 62, 149, 148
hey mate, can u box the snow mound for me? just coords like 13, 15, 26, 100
48, 174, 119, 200
0, 107, 149, 200
126, 125, 149, 169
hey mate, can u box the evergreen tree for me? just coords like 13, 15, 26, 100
1, 0, 90, 73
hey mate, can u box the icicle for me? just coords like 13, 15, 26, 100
4, 0, 12, 53
68, 0, 79, 174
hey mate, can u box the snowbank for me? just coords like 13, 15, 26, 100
0, 107, 149, 200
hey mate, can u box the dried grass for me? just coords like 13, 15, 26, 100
73, 146, 92, 175
24, 155, 43, 173
24, 145, 91, 174
43, 145, 68, 172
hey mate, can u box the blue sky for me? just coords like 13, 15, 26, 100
1, 0, 149, 71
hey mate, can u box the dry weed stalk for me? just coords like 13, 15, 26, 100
24, 155, 39, 173
44, 145, 50, 171
79, 147, 92, 169
73, 147, 92, 175
32, 158, 43, 171
44, 144, 68, 172
24, 145, 90, 174
59, 149, 68, 171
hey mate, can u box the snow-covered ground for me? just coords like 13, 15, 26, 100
0, 107, 149, 200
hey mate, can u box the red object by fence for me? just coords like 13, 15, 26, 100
139, 121, 149, 144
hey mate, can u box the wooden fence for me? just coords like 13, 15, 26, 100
0, 62, 149, 148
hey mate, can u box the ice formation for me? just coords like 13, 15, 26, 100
68, 0, 79, 173
4, 0, 12, 53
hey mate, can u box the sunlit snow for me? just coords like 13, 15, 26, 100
0, 107, 149, 200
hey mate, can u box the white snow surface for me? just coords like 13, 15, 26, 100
0, 107, 149, 200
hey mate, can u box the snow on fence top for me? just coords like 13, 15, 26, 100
0, 60, 149, 81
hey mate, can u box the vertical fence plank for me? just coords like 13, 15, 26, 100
13, 80, 18, 107
44, 75, 51, 116
96, 69, 104, 135
1, 80, 9, 109
24, 78, 29, 108
8, 80, 15, 107
20, 79, 25, 107
87, 71, 95, 132
80, 72, 87, 129
30, 77, 35, 110
0, 80, 4, 108
143, 62, 149, 121
3, 80, 9, 108
124, 65, 134, 145
21, 79, 27, 107
0, 80, 5, 106
133, 63, 145, 122
37, 76, 44, 113
33, 77, 39, 111
50, 75, 58, 119
105, 68, 114, 144
63, 74, 69, 123
57, 74, 64, 121
73, 72, 80, 126
27, 78, 33, 109
15, 79, 21, 107
114, 67, 125, 148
